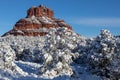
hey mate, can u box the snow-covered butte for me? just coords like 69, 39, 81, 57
3, 5, 71, 37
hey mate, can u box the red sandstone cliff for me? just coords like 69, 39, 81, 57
3, 4, 72, 36
27, 5, 54, 19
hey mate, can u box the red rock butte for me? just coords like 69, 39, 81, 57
3, 4, 72, 36
27, 4, 54, 19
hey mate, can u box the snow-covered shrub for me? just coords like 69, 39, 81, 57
0, 42, 15, 69
0, 41, 27, 76
71, 38, 87, 64
109, 51, 120, 79
73, 29, 120, 79
87, 30, 117, 77
1, 36, 45, 62
82, 30, 119, 79
38, 27, 81, 78
108, 37, 120, 79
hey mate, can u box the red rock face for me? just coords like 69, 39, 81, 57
26, 5, 54, 19
14, 19, 42, 30
3, 5, 72, 36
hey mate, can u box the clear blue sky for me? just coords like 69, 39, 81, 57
0, 0, 120, 37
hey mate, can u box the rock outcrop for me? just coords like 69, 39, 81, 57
3, 5, 72, 36
27, 4, 54, 19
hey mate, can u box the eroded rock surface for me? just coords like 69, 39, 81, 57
3, 5, 72, 36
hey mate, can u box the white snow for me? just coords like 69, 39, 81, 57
0, 28, 120, 80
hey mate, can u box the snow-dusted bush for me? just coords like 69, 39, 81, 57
0, 41, 28, 76
37, 28, 82, 78
0, 41, 15, 69
74, 29, 120, 79
0, 36, 45, 62
108, 37, 120, 79
87, 30, 115, 76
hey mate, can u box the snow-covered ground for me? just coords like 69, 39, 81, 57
0, 61, 102, 80
0, 27, 120, 80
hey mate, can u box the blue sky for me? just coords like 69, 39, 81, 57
0, 0, 120, 37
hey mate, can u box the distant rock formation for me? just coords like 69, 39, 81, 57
27, 4, 54, 19
3, 4, 72, 36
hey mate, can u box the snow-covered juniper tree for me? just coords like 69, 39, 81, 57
0, 42, 15, 69
38, 27, 81, 78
